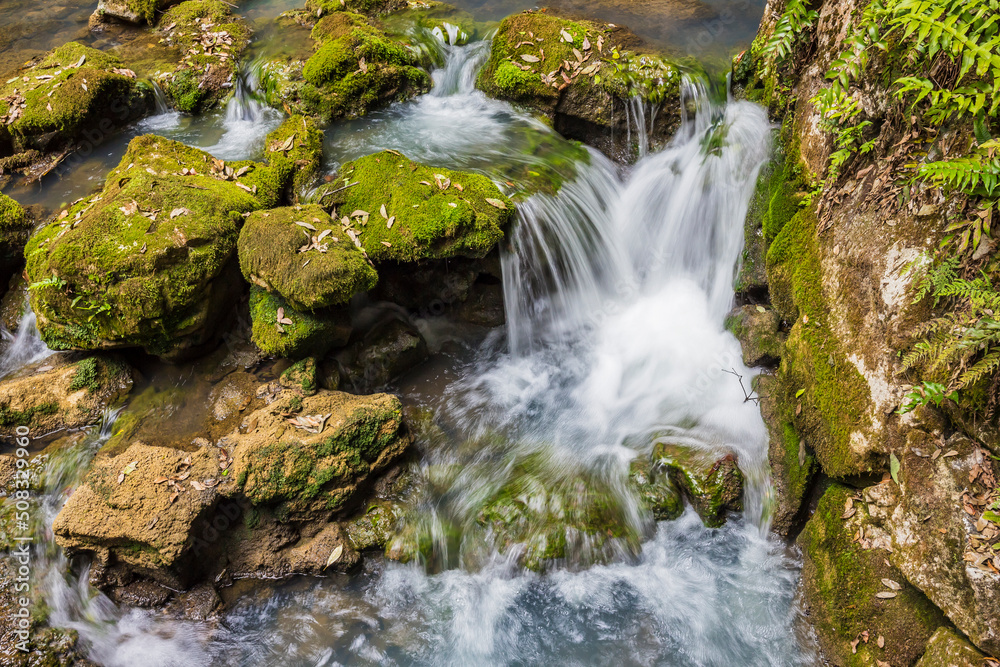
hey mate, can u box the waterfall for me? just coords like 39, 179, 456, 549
203, 58, 283, 160
0, 301, 51, 379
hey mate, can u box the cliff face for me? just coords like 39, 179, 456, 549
734, 0, 1000, 659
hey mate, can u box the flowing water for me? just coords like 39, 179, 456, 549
2, 37, 821, 665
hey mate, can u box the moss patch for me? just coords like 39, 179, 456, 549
238, 204, 377, 310
326, 150, 511, 263
652, 443, 743, 527
265, 115, 324, 198
248, 286, 349, 358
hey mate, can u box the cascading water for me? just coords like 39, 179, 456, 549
0, 302, 51, 380
15, 39, 818, 665
202, 59, 283, 159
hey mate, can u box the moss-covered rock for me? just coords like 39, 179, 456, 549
0, 42, 152, 167
915, 627, 987, 667
230, 389, 410, 519
628, 455, 684, 521
475, 456, 642, 571
248, 286, 351, 358
265, 115, 324, 199
325, 150, 512, 263
476, 11, 683, 161
725, 304, 783, 367
0, 355, 133, 440
652, 443, 743, 528
155, 0, 252, 113
24, 135, 286, 358
261, 11, 430, 123
345, 498, 403, 550
280, 357, 319, 396
305, 0, 407, 18
0, 193, 30, 289
96, 0, 178, 24
799, 483, 948, 666
238, 205, 378, 311
756, 374, 816, 536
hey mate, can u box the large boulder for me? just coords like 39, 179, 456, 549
261, 11, 430, 123
153, 1, 252, 113
476, 10, 682, 161
325, 150, 512, 264
53, 388, 411, 590
238, 204, 378, 311
799, 483, 948, 666
0, 355, 133, 440
0, 42, 152, 174
915, 627, 987, 667
24, 134, 287, 358
0, 193, 30, 288
862, 431, 1000, 655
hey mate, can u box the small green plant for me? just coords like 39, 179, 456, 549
897, 380, 958, 413
28, 275, 66, 291
69, 358, 100, 393
760, 0, 819, 76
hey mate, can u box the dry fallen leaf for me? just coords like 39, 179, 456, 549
881, 578, 902, 591
485, 198, 507, 210
325, 544, 344, 568
521, 54, 540, 62
875, 591, 897, 599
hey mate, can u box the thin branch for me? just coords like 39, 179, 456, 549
723, 368, 761, 405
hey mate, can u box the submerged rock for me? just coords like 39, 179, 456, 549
334, 316, 429, 392
25, 135, 287, 359
0, 193, 30, 288
0, 355, 133, 440
238, 204, 378, 311
799, 483, 948, 666
248, 286, 352, 358
628, 455, 684, 521
261, 11, 430, 123
325, 150, 512, 263
862, 431, 1000, 655
476, 10, 682, 161
154, 0, 252, 113
652, 443, 743, 527
0, 42, 153, 173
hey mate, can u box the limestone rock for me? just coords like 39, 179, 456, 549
334, 316, 429, 393
264, 115, 324, 199
248, 286, 352, 358
0, 193, 31, 289
652, 443, 743, 527
725, 304, 783, 367
96, 0, 180, 24
628, 455, 684, 521
915, 627, 987, 667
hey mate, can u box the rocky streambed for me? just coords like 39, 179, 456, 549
0, 0, 997, 665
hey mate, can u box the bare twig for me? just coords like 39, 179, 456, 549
723, 368, 760, 405
318, 181, 360, 206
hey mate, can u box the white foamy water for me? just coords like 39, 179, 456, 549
14, 38, 817, 666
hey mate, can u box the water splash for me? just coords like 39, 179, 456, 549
203, 59, 284, 160
0, 301, 52, 380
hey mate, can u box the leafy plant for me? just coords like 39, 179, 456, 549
897, 380, 958, 413
28, 275, 67, 291
760, 0, 820, 76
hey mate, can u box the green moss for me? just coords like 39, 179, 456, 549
157, 1, 252, 113
248, 286, 346, 358
0, 401, 57, 427
766, 206, 874, 477
24, 135, 283, 356
0, 42, 152, 150
0, 192, 30, 277
799, 484, 947, 666
122, 0, 162, 24
628, 456, 684, 521
305, 0, 404, 18
280, 357, 318, 396
68, 357, 99, 392
265, 115, 324, 198
238, 204, 378, 310
652, 444, 743, 527
326, 150, 512, 263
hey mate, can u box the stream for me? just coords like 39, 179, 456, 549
1, 3, 819, 665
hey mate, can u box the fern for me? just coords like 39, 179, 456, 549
761, 0, 820, 75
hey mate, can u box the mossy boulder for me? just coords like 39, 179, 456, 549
725, 304, 783, 367
96, 0, 179, 24
248, 286, 351, 358
305, 0, 407, 18
345, 499, 403, 550
262, 11, 430, 123
915, 627, 987, 667
0, 42, 152, 167
0, 193, 31, 288
238, 205, 378, 311
862, 431, 1000, 656
476, 11, 682, 161
325, 150, 512, 263
24, 135, 286, 358
652, 443, 743, 528
799, 483, 949, 666
229, 389, 410, 520
155, 0, 252, 113
280, 357, 320, 396
628, 455, 684, 521
265, 115, 324, 199
0, 355, 133, 440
